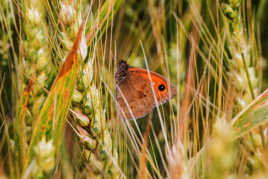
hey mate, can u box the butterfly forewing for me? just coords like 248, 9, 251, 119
116, 72, 156, 120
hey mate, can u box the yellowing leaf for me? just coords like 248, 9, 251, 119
28, 23, 84, 158
232, 89, 268, 139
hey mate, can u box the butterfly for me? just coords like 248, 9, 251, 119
115, 60, 176, 120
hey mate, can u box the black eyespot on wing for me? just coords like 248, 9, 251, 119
158, 84, 165, 91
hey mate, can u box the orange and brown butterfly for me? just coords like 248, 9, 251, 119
115, 60, 176, 120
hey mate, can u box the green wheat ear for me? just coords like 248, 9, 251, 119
222, 0, 261, 109
64, 1, 122, 178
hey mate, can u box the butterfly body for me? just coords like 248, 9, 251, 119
115, 60, 176, 120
